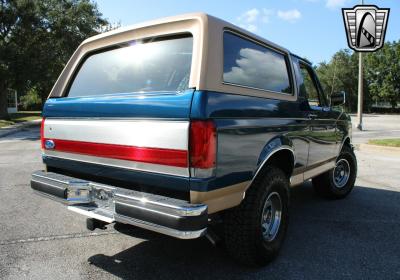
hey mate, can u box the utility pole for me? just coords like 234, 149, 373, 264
357, 52, 363, 130
357, 0, 364, 131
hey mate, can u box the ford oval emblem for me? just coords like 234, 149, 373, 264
44, 139, 55, 149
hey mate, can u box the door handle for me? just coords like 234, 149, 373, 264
308, 113, 318, 119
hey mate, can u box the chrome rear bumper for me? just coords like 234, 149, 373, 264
31, 171, 208, 239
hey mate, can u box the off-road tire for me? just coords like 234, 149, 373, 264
313, 145, 357, 199
223, 166, 290, 266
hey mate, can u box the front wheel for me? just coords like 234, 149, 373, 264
223, 166, 290, 266
313, 145, 357, 199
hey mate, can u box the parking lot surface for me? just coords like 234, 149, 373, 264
0, 115, 399, 279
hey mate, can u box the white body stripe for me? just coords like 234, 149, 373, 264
44, 119, 189, 150
44, 150, 189, 177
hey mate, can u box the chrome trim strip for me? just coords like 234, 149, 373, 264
249, 145, 295, 188
304, 159, 336, 180
43, 150, 189, 177
115, 214, 207, 239
44, 119, 189, 150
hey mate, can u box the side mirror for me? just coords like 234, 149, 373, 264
330, 91, 346, 107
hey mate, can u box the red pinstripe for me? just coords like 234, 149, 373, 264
42, 138, 188, 168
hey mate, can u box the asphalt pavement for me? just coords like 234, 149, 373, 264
0, 115, 399, 279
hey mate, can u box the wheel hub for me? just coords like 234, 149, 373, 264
261, 192, 282, 242
334, 158, 350, 188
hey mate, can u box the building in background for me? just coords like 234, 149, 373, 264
7, 90, 18, 113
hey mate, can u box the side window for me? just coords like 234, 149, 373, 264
223, 32, 293, 94
299, 63, 323, 107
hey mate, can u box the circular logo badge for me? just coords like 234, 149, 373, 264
44, 139, 55, 149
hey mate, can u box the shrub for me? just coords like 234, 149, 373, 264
20, 87, 42, 110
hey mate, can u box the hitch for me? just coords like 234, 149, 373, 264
86, 218, 108, 231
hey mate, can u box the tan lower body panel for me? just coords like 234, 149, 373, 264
191, 158, 336, 214
290, 173, 304, 187
304, 160, 336, 180
190, 181, 249, 214
291, 157, 336, 186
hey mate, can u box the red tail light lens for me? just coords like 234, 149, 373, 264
40, 118, 45, 149
189, 120, 216, 169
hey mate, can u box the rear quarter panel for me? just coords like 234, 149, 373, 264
189, 90, 310, 213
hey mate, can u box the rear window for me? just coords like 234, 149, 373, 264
223, 32, 292, 94
67, 35, 193, 97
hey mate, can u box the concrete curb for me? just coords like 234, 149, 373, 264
357, 143, 400, 155
0, 119, 41, 138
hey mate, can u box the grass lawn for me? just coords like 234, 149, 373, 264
0, 111, 41, 128
0, 120, 14, 128
368, 138, 400, 148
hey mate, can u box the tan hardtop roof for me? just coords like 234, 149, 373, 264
82, 12, 290, 54
49, 12, 299, 101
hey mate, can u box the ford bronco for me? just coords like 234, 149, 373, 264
31, 13, 357, 266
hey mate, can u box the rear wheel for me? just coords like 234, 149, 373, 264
223, 166, 289, 266
313, 145, 357, 199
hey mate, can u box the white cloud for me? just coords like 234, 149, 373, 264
277, 9, 302, 22
237, 8, 261, 32
237, 7, 303, 32
224, 48, 290, 91
238, 8, 260, 23
261, 9, 274, 23
326, 0, 349, 9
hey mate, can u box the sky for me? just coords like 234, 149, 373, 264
95, 0, 399, 64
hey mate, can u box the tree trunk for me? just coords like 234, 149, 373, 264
0, 84, 9, 119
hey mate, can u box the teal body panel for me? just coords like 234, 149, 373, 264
42, 76, 348, 198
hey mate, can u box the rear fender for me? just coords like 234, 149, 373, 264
255, 136, 295, 174
246, 136, 296, 191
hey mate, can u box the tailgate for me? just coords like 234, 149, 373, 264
41, 90, 194, 196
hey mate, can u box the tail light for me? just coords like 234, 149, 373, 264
40, 118, 45, 149
189, 120, 216, 171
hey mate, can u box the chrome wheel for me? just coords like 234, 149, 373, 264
261, 192, 282, 242
333, 158, 350, 188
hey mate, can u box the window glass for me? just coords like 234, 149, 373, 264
223, 32, 292, 94
68, 35, 193, 97
299, 64, 321, 106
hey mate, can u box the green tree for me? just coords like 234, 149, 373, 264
0, 0, 110, 119
316, 42, 400, 112
365, 41, 400, 109
316, 49, 359, 112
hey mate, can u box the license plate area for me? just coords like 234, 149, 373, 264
91, 184, 115, 212
67, 184, 116, 223
66, 181, 116, 211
